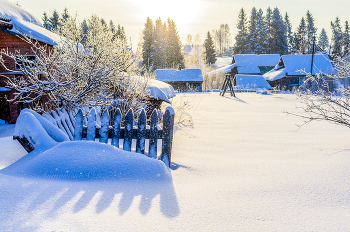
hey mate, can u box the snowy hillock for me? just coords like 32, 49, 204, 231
1, 141, 171, 181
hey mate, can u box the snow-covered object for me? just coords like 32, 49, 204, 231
0, 0, 60, 46
0, 119, 5, 125
1, 141, 171, 181
211, 56, 233, 70
235, 74, 272, 90
147, 79, 176, 103
155, 69, 204, 82
207, 54, 280, 78
263, 54, 336, 81
15, 109, 69, 143
0, 87, 11, 91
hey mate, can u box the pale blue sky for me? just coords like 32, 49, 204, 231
16, 0, 350, 47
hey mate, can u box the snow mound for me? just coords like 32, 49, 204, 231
1, 141, 171, 181
148, 79, 176, 103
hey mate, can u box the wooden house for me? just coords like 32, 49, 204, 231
155, 68, 204, 92
0, 0, 60, 123
263, 54, 336, 90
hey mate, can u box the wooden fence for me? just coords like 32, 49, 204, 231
16, 107, 175, 167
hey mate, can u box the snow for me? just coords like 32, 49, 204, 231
207, 54, 280, 78
0, 0, 61, 46
235, 74, 272, 90
0, 87, 11, 91
147, 79, 176, 103
264, 54, 336, 81
1, 92, 350, 230
156, 69, 203, 82
211, 56, 232, 70
1, 141, 171, 181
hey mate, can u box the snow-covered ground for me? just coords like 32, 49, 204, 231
1, 92, 350, 231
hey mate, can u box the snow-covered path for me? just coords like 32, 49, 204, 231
1, 92, 350, 231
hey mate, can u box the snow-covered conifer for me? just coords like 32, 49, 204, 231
165, 18, 184, 69
256, 8, 266, 54
271, 7, 287, 55
142, 17, 154, 69
247, 7, 258, 54
317, 28, 329, 52
306, 10, 317, 54
284, 12, 293, 54
331, 17, 343, 56
265, 7, 273, 53
234, 8, 248, 54
203, 31, 217, 65
296, 17, 307, 54
61, 7, 69, 23
343, 21, 350, 57
49, 9, 61, 31
42, 12, 51, 30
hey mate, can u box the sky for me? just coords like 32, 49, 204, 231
15, 0, 350, 48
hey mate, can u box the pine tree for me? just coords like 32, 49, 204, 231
142, 17, 154, 69
271, 7, 287, 54
150, 18, 166, 70
234, 8, 248, 54
265, 7, 273, 53
50, 10, 61, 31
305, 10, 317, 54
317, 28, 329, 52
61, 7, 69, 23
165, 18, 184, 69
296, 17, 307, 54
331, 17, 343, 56
42, 12, 51, 30
247, 7, 258, 54
255, 8, 266, 54
203, 31, 217, 65
284, 12, 293, 54
343, 21, 350, 57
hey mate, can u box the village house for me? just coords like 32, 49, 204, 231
263, 54, 336, 91
155, 68, 204, 92
0, 0, 60, 123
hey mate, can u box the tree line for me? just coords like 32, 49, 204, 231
141, 17, 184, 71
233, 7, 350, 57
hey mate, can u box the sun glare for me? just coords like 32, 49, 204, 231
130, 0, 201, 33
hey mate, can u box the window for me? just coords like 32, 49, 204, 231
15, 55, 36, 70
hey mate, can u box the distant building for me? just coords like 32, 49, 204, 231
207, 54, 280, 77
155, 69, 204, 92
263, 54, 336, 90
0, 0, 60, 123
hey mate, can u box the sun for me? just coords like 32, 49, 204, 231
130, 0, 202, 33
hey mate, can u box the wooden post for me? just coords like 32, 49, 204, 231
123, 109, 133, 151
74, 108, 83, 140
111, 108, 121, 148
136, 109, 146, 154
160, 106, 175, 167
86, 108, 96, 141
149, 109, 158, 159
99, 109, 109, 143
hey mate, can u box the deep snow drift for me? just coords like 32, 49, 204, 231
1, 141, 171, 181
1, 92, 350, 231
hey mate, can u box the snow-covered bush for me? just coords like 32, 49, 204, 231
0, 15, 150, 118
287, 56, 350, 129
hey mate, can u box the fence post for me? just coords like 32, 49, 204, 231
149, 109, 158, 159
136, 109, 146, 154
123, 109, 133, 151
86, 108, 96, 141
74, 108, 83, 140
160, 107, 175, 167
99, 109, 109, 143
111, 108, 121, 148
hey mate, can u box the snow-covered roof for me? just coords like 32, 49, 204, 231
237, 66, 261, 74
233, 54, 280, 67
155, 69, 204, 82
235, 74, 272, 90
263, 54, 336, 81
147, 79, 176, 103
206, 64, 261, 77
0, 0, 61, 46
211, 56, 232, 70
